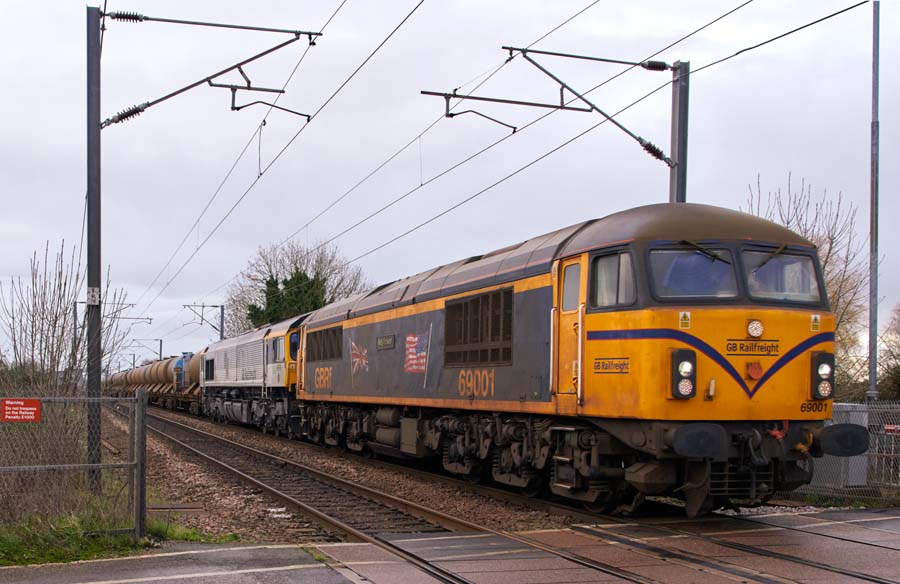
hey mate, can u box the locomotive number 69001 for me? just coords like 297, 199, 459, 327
457, 368, 495, 398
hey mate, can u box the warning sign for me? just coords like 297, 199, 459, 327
811, 314, 821, 332
678, 311, 691, 330
0, 399, 42, 423
885, 424, 900, 435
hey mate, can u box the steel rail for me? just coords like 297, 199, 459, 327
142, 405, 900, 583
147, 413, 475, 532
146, 411, 655, 584
617, 522, 900, 584
579, 506, 900, 584
147, 407, 603, 523
710, 511, 900, 552
144, 414, 471, 584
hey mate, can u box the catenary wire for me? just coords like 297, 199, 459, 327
131, 3, 342, 311
196, 0, 612, 302
240, 0, 759, 304
100, 0, 109, 54
274, 0, 601, 249
141, 0, 427, 321
137, 1, 350, 335
343, 0, 869, 266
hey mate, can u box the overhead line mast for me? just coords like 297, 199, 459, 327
868, 0, 880, 401
422, 46, 689, 203
85, 6, 321, 490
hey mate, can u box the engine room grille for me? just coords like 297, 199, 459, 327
445, 288, 513, 366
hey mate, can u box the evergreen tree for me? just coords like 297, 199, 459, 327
246, 270, 328, 327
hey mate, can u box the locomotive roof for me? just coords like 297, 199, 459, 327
305, 203, 814, 328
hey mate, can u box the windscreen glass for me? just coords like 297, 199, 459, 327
743, 251, 821, 302
650, 249, 738, 299
591, 252, 635, 307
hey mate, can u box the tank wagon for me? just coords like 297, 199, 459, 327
113, 203, 869, 516
109, 351, 201, 414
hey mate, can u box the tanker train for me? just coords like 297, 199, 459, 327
110, 203, 868, 517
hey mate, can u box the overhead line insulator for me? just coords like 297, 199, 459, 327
641, 60, 670, 71
101, 103, 149, 128
106, 11, 146, 23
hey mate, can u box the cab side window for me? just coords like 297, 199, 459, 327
289, 332, 299, 361
562, 263, 581, 311
590, 252, 636, 308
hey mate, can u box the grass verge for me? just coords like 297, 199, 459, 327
0, 515, 139, 567
146, 517, 239, 544
0, 516, 238, 567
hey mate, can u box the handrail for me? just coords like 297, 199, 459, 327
577, 302, 585, 405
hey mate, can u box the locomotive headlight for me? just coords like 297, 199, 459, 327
811, 352, 835, 400
671, 349, 696, 399
747, 319, 764, 338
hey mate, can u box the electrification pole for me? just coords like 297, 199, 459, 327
184, 303, 226, 340
867, 1, 880, 402
133, 338, 163, 360
86, 6, 102, 490
669, 61, 689, 203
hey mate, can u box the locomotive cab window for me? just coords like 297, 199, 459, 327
590, 252, 635, 308
204, 358, 214, 381
289, 332, 299, 360
445, 288, 513, 366
561, 263, 581, 311
650, 248, 738, 299
743, 250, 821, 303
308, 326, 343, 362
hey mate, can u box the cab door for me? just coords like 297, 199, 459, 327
555, 255, 586, 415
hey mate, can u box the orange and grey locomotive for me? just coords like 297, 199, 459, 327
112, 203, 868, 516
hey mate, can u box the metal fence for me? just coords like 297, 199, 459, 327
0, 392, 147, 539
784, 401, 900, 506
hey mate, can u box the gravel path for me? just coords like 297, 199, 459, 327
149, 408, 582, 532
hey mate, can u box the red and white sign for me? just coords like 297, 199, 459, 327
0, 399, 42, 422
884, 424, 900, 435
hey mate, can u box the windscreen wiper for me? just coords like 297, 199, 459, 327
681, 240, 731, 264
752, 243, 787, 274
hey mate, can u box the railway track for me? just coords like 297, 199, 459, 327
148, 408, 900, 584
141, 411, 666, 583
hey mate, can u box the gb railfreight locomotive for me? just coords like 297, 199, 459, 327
110, 203, 868, 517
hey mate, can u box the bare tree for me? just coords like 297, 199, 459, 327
0, 241, 130, 523
879, 304, 900, 400
224, 240, 370, 336
746, 174, 868, 400
0, 241, 129, 396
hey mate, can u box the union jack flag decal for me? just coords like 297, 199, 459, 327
404, 332, 429, 373
351, 340, 368, 374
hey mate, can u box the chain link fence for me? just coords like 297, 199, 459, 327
0, 393, 147, 539
781, 401, 900, 506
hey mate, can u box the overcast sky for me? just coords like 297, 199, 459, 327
1, 0, 896, 367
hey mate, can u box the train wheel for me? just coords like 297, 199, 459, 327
520, 476, 545, 498
464, 463, 490, 484
582, 494, 617, 514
